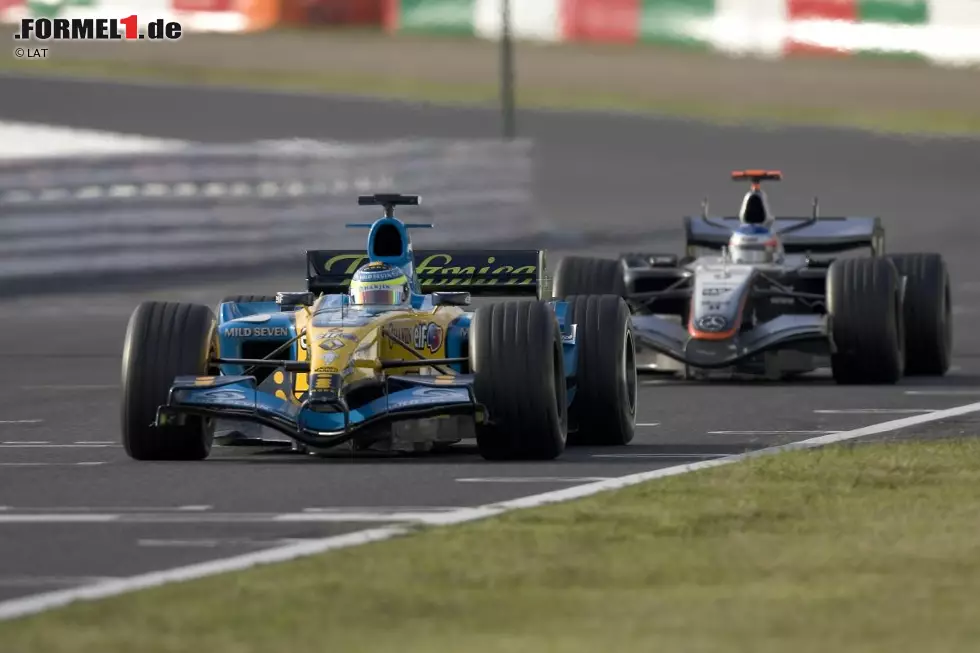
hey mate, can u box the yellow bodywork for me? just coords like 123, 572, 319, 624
290, 298, 466, 402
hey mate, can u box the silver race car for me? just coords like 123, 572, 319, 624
552, 170, 952, 383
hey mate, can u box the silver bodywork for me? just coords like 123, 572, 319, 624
630, 253, 831, 380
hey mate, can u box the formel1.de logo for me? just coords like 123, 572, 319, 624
13, 15, 183, 41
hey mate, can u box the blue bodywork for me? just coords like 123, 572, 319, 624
157, 196, 578, 450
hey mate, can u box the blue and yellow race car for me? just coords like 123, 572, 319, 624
120, 194, 637, 461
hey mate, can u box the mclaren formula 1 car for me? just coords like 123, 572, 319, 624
120, 194, 637, 462
552, 170, 952, 383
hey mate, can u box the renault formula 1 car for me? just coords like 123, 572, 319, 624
121, 194, 637, 462
551, 170, 952, 383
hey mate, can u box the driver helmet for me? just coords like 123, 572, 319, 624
728, 225, 783, 264
349, 262, 410, 307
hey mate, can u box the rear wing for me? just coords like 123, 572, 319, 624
306, 249, 544, 298
684, 215, 885, 256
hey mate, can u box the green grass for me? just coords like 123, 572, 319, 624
5, 56, 980, 136
4, 437, 980, 652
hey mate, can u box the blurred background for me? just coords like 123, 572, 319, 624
1, 0, 979, 297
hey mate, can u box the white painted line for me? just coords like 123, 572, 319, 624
591, 453, 731, 459
0, 515, 119, 523
707, 430, 840, 435
904, 390, 980, 396
2, 400, 980, 621
0, 511, 454, 525
0, 420, 42, 425
0, 462, 106, 467
75, 441, 117, 445
455, 477, 613, 483
813, 408, 937, 414
0, 506, 215, 514
637, 422, 660, 427
1, 440, 49, 444
423, 401, 980, 527
0, 525, 408, 620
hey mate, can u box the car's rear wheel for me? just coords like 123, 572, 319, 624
827, 257, 904, 384
552, 256, 627, 298
885, 253, 952, 376
564, 295, 636, 446
121, 301, 218, 460
470, 301, 567, 460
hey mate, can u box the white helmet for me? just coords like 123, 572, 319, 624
728, 225, 783, 264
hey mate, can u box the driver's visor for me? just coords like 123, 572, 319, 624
352, 288, 401, 305
733, 239, 778, 251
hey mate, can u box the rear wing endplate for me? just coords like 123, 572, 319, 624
306, 249, 545, 298
684, 215, 885, 256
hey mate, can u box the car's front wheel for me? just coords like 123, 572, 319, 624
121, 301, 218, 460
827, 257, 904, 384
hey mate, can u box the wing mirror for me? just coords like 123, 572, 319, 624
432, 292, 471, 307
277, 291, 315, 310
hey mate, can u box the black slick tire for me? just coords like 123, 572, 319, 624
885, 253, 952, 376
470, 301, 567, 461
564, 295, 637, 446
121, 301, 218, 460
827, 257, 904, 384
552, 256, 626, 298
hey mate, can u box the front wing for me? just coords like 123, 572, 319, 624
158, 373, 482, 450
631, 313, 830, 369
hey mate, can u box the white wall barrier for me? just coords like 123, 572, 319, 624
0, 136, 539, 294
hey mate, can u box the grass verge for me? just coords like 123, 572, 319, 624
4, 56, 980, 136
3, 437, 980, 652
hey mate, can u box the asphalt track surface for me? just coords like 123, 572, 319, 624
1, 74, 979, 607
